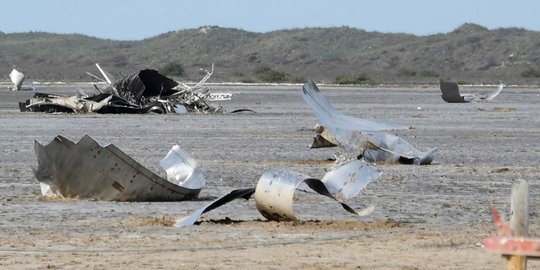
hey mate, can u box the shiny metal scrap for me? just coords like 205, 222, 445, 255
9, 68, 25, 91
33, 134, 203, 201
302, 80, 438, 165
439, 79, 504, 103
175, 160, 379, 227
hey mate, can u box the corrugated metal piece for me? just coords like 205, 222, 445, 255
34, 134, 202, 201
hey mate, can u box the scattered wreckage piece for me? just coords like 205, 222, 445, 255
18, 92, 164, 114
106, 69, 179, 104
9, 68, 25, 91
92, 63, 223, 113
19, 92, 113, 113
19, 64, 228, 114
302, 80, 437, 165
439, 79, 504, 103
8, 68, 34, 91
33, 134, 204, 201
176, 159, 380, 227
302, 81, 403, 132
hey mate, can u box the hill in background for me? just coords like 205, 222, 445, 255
1, 23, 540, 85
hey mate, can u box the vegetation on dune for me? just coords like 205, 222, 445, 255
160, 62, 185, 77
521, 67, 540, 78
254, 66, 289, 83
334, 73, 378, 85
1, 24, 540, 84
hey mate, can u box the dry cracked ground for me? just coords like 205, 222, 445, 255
0, 82, 539, 269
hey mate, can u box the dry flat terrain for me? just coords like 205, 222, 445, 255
0, 83, 539, 269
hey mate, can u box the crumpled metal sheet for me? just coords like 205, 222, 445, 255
360, 131, 437, 165
20, 64, 225, 114
109, 69, 179, 104
439, 79, 504, 103
9, 68, 25, 91
97, 64, 223, 113
33, 134, 203, 201
159, 145, 205, 189
19, 92, 181, 114
175, 159, 380, 227
302, 80, 437, 165
19, 93, 112, 113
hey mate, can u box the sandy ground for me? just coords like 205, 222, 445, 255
0, 82, 539, 269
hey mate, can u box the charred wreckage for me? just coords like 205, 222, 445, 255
19, 64, 228, 114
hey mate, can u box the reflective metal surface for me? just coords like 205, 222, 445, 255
34, 134, 202, 201
302, 80, 437, 165
9, 69, 25, 91
440, 79, 504, 103
175, 160, 380, 227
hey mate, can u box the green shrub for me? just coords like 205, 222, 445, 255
418, 69, 439, 77
521, 68, 540, 78
254, 66, 289, 82
241, 78, 255, 83
291, 76, 306, 84
160, 62, 185, 76
334, 73, 378, 85
396, 68, 417, 76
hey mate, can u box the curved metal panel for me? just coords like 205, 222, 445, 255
440, 80, 504, 103
159, 145, 205, 190
254, 169, 308, 221
175, 160, 380, 227
321, 159, 381, 201
302, 80, 402, 131
34, 135, 201, 201
302, 80, 437, 165
9, 69, 25, 91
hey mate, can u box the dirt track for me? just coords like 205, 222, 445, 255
0, 83, 539, 269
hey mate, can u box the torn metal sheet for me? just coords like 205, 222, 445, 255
159, 145, 205, 189
33, 134, 203, 201
439, 79, 504, 103
302, 80, 437, 165
108, 69, 179, 104
320, 159, 380, 201
360, 131, 438, 165
302, 81, 403, 132
9, 68, 25, 91
20, 91, 189, 114
19, 92, 112, 113
96, 63, 223, 113
175, 159, 380, 227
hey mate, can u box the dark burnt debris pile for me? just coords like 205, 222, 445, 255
19, 64, 226, 114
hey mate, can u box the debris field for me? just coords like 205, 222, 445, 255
0, 83, 539, 269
